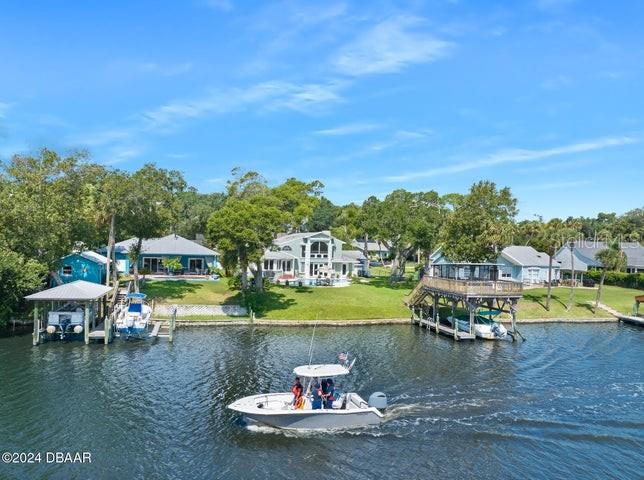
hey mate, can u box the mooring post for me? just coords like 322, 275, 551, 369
510, 300, 517, 342
104, 314, 110, 345
469, 301, 474, 336
32, 304, 39, 346
169, 306, 176, 343
84, 303, 90, 345
433, 294, 439, 334
451, 300, 457, 340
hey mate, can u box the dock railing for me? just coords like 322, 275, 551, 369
418, 275, 523, 297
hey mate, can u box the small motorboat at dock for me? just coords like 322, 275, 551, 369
447, 310, 507, 340
114, 292, 152, 339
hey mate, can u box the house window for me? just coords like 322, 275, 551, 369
310, 241, 328, 255
62, 265, 72, 275
264, 260, 269, 270
301, 245, 306, 257
143, 257, 163, 272
282, 246, 292, 251
189, 258, 203, 272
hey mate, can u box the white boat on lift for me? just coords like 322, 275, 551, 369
115, 292, 152, 338
228, 359, 387, 430
447, 310, 507, 340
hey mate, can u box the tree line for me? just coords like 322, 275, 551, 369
0, 148, 641, 325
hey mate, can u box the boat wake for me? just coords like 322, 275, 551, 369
243, 419, 389, 438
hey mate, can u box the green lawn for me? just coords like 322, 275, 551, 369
142, 277, 642, 321
515, 285, 640, 319
143, 280, 243, 305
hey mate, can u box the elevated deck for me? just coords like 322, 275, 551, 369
411, 276, 523, 302
407, 272, 524, 342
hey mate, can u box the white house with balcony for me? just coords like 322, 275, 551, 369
261, 231, 364, 286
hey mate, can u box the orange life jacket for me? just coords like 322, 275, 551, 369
291, 383, 302, 397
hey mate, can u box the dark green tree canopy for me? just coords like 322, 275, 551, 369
441, 180, 517, 262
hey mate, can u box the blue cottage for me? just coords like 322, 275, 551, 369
104, 234, 219, 275
58, 251, 109, 285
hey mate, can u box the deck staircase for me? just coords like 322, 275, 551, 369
407, 279, 429, 307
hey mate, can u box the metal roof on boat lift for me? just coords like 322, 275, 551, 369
25, 280, 113, 301
293, 364, 351, 378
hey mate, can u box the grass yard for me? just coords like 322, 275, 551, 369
516, 285, 641, 319
142, 277, 642, 321
143, 280, 242, 305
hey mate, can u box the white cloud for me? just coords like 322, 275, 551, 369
332, 15, 452, 76
68, 80, 345, 164
141, 81, 344, 130
103, 145, 145, 165
394, 128, 433, 140
385, 136, 637, 182
314, 122, 382, 136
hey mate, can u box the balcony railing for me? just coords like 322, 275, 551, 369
420, 275, 523, 297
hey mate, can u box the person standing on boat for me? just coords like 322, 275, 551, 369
291, 377, 304, 408
324, 378, 335, 409
310, 378, 322, 410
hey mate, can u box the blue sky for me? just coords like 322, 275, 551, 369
1, 0, 642, 219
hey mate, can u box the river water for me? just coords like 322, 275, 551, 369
0, 323, 642, 479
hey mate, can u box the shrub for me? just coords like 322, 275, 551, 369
587, 269, 644, 289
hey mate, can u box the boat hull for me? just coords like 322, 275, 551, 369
447, 316, 507, 340
229, 393, 384, 430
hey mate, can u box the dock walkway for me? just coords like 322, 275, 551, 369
414, 316, 475, 340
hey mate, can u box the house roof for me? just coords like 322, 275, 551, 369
80, 251, 109, 265
25, 280, 113, 301
572, 241, 643, 269
351, 239, 389, 252
500, 246, 556, 268
338, 251, 366, 263
63, 251, 110, 265
555, 252, 589, 272
274, 230, 344, 245
113, 234, 219, 257
262, 250, 297, 260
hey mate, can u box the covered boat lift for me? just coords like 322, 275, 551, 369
407, 263, 524, 341
25, 280, 115, 346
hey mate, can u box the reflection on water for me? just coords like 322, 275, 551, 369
1, 323, 642, 479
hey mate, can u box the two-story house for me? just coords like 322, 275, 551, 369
261, 231, 363, 286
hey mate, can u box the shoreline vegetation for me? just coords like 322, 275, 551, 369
142, 275, 640, 324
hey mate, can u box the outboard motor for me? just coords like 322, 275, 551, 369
368, 392, 388, 412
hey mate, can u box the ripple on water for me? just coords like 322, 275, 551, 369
0, 323, 643, 480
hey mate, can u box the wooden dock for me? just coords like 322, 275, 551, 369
88, 322, 106, 340
415, 316, 475, 340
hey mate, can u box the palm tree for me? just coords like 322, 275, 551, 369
594, 241, 627, 312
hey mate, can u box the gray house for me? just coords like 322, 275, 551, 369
262, 231, 363, 285
351, 239, 390, 259
555, 241, 643, 274
497, 246, 560, 285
